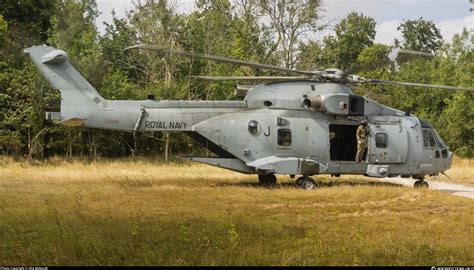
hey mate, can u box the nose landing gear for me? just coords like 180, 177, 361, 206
414, 177, 429, 188
258, 174, 277, 186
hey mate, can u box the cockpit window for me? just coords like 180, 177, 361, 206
429, 132, 436, 147
422, 129, 437, 148
433, 129, 446, 148
422, 130, 430, 147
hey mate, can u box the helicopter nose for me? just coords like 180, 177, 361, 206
447, 150, 453, 168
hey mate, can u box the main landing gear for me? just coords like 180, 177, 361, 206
413, 177, 429, 188
258, 174, 277, 186
296, 176, 318, 190
258, 174, 319, 190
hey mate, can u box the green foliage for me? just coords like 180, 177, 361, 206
0, 0, 56, 41
0, 15, 7, 71
352, 44, 394, 101
357, 44, 391, 71
0, 63, 48, 156
0, 15, 6, 43
437, 29, 474, 157
298, 12, 376, 70
100, 13, 139, 80
441, 92, 473, 157
296, 40, 325, 70
100, 69, 138, 100
48, 0, 103, 86
395, 18, 443, 54
332, 12, 376, 70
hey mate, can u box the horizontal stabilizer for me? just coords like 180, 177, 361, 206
45, 111, 62, 121
60, 118, 86, 127
41, 49, 69, 64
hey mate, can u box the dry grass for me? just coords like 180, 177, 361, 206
0, 156, 473, 266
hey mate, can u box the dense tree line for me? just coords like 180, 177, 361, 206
0, 0, 472, 160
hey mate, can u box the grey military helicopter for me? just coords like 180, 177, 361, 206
25, 44, 473, 189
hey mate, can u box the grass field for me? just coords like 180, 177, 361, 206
0, 156, 473, 266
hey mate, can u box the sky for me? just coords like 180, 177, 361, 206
95, 0, 474, 45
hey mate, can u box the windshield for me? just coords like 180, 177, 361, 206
432, 129, 447, 148
422, 128, 446, 148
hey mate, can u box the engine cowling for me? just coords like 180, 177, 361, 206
303, 93, 386, 116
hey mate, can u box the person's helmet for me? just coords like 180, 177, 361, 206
361, 120, 368, 126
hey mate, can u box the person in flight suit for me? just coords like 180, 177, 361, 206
355, 121, 368, 162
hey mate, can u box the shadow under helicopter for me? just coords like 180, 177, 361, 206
213, 179, 403, 189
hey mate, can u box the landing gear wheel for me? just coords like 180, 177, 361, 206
295, 177, 305, 187
258, 174, 277, 186
302, 178, 317, 190
414, 180, 429, 188
297, 177, 318, 190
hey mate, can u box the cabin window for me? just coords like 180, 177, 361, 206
277, 129, 292, 146
423, 129, 437, 148
375, 133, 388, 148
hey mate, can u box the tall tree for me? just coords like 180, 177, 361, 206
100, 12, 140, 81
0, 15, 7, 65
47, 0, 105, 159
0, 3, 57, 158
0, 0, 56, 42
232, 0, 269, 63
258, 0, 324, 69
353, 43, 394, 101
48, 0, 103, 86
395, 17, 443, 54
297, 12, 376, 71
332, 12, 376, 70
437, 29, 473, 157
129, 0, 187, 161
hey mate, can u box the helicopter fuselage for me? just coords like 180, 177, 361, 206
76, 80, 452, 179
27, 45, 452, 181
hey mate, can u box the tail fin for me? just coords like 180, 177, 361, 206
24, 45, 103, 125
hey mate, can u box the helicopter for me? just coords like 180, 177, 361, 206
25, 44, 473, 190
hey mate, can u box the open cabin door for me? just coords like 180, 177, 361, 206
368, 123, 408, 164
329, 123, 359, 161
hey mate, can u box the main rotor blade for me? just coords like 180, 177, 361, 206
389, 48, 434, 62
126, 44, 322, 76
191, 75, 309, 81
365, 79, 474, 92
341, 49, 434, 79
